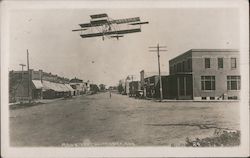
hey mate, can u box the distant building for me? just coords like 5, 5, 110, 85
167, 49, 240, 100
129, 81, 141, 96
140, 70, 167, 98
69, 77, 87, 95
144, 75, 168, 99
9, 69, 74, 102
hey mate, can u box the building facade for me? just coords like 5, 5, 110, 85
9, 69, 74, 102
128, 81, 141, 97
140, 70, 168, 99
69, 77, 88, 95
144, 75, 168, 99
167, 49, 240, 100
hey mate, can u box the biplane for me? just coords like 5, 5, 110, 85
72, 13, 148, 40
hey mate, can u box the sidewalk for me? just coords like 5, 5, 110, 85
8, 94, 89, 106
135, 96, 239, 103
9, 97, 67, 106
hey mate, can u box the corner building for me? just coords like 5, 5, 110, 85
167, 49, 240, 100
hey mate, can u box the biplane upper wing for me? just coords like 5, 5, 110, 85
111, 17, 140, 24
79, 20, 108, 28
90, 13, 108, 19
80, 28, 141, 38
90, 19, 108, 26
79, 19, 108, 28
79, 16, 145, 28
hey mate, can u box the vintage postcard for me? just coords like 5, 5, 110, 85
1, 0, 249, 157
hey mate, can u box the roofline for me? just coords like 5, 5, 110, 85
190, 49, 239, 52
169, 48, 239, 63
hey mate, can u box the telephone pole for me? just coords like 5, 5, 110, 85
27, 49, 31, 102
149, 44, 167, 101
19, 63, 26, 84
19, 64, 26, 71
19, 64, 26, 101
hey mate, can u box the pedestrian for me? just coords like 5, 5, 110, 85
109, 90, 112, 98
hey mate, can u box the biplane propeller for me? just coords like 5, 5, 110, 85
72, 13, 148, 40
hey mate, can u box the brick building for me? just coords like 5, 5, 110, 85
167, 49, 240, 100
9, 69, 74, 102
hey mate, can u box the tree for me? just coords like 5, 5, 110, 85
117, 82, 124, 94
90, 84, 99, 93
99, 84, 106, 91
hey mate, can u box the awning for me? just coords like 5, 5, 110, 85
32, 80, 43, 89
42, 81, 72, 92
65, 84, 74, 92
42, 81, 55, 91
58, 83, 70, 92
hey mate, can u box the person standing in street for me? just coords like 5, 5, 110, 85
109, 89, 112, 98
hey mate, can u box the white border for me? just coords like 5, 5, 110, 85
1, 0, 249, 157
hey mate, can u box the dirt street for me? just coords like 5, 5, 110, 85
9, 92, 240, 146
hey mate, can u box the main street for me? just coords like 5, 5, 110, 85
10, 92, 239, 146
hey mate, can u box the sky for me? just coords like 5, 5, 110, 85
9, 8, 239, 86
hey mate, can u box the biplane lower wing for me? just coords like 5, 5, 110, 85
72, 28, 88, 32
80, 28, 141, 38
79, 23, 92, 28
116, 28, 141, 34
80, 32, 103, 38
129, 21, 149, 25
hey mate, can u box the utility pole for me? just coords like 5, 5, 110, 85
128, 75, 135, 93
149, 44, 167, 102
18, 64, 26, 101
19, 64, 26, 71
19, 63, 26, 84
27, 49, 31, 102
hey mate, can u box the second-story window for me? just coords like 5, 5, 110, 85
205, 58, 210, 69
218, 58, 223, 69
182, 61, 185, 72
187, 58, 192, 70
170, 66, 174, 74
231, 58, 237, 69
177, 63, 181, 72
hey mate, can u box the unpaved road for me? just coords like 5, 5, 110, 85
10, 92, 239, 146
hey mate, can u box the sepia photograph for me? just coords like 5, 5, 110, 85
1, 0, 249, 157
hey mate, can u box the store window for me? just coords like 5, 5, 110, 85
201, 76, 215, 90
227, 76, 240, 90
